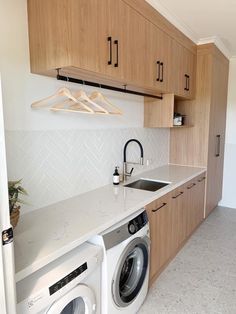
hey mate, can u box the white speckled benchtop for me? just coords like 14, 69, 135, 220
14, 164, 206, 282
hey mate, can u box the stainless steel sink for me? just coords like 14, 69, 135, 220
124, 179, 170, 192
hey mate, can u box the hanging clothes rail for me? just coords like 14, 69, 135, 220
56, 69, 163, 100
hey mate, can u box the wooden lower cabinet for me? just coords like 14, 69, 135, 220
146, 173, 206, 284
185, 174, 205, 237
28, 0, 197, 98
146, 192, 172, 283
171, 186, 187, 252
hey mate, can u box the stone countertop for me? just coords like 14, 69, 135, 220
14, 164, 206, 282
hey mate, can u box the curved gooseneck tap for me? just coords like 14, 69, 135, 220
123, 139, 144, 181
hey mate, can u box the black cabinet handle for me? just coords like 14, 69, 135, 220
107, 37, 112, 65
156, 61, 160, 81
184, 74, 188, 91
187, 75, 190, 91
160, 62, 164, 82
198, 176, 206, 182
187, 183, 196, 190
184, 75, 190, 91
215, 135, 221, 157
172, 191, 184, 199
114, 40, 119, 67
152, 202, 167, 212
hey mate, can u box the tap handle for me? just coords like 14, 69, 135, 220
129, 167, 134, 175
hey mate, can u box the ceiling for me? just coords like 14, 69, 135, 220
146, 0, 236, 58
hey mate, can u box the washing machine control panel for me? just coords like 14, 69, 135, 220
49, 262, 87, 295
128, 211, 148, 235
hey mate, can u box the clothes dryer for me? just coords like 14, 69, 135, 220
17, 242, 103, 314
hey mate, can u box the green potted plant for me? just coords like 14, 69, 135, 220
8, 180, 28, 229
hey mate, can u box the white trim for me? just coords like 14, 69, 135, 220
0, 75, 17, 314
198, 36, 232, 59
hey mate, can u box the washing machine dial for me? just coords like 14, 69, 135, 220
128, 222, 136, 234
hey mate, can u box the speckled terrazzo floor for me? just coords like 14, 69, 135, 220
139, 206, 236, 314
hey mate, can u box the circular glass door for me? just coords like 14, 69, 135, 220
112, 237, 149, 307
47, 284, 96, 314
60, 297, 85, 314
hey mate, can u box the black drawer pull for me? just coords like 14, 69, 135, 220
198, 177, 206, 182
172, 191, 184, 199
114, 39, 119, 67
152, 202, 167, 212
160, 62, 164, 82
156, 61, 160, 81
187, 183, 196, 190
107, 36, 112, 65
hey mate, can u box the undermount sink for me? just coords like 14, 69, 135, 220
124, 179, 170, 192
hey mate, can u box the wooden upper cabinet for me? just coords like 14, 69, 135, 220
70, 0, 148, 85
172, 40, 196, 99
145, 23, 172, 92
28, 0, 126, 79
28, 0, 197, 97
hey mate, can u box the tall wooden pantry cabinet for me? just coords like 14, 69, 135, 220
170, 44, 229, 216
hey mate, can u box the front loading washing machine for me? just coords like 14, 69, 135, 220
16, 242, 103, 314
89, 208, 150, 314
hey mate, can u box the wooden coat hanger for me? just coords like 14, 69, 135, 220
71, 90, 109, 114
31, 86, 123, 115
31, 87, 95, 114
89, 91, 123, 115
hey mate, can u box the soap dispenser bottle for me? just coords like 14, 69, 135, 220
113, 166, 120, 185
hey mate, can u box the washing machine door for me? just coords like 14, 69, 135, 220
112, 237, 149, 307
47, 284, 96, 314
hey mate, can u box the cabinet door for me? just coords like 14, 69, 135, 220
70, 0, 109, 73
145, 22, 172, 92
171, 186, 186, 252
185, 179, 198, 236
185, 175, 205, 236
172, 40, 196, 99
196, 174, 206, 223
146, 194, 172, 283
124, 5, 147, 86
206, 55, 229, 216
100, 0, 127, 80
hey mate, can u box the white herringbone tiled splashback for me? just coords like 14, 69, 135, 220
5, 128, 169, 213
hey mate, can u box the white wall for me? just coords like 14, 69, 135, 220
220, 58, 236, 208
0, 0, 170, 213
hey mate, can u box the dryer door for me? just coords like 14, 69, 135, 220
47, 284, 96, 314
112, 237, 149, 307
